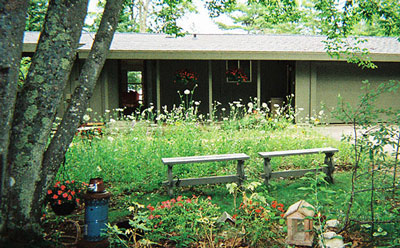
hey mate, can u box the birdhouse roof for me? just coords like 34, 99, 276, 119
283, 200, 315, 218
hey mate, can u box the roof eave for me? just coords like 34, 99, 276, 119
76, 50, 400, 62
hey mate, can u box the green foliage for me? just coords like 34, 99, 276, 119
226, 182, 286, 246
205, 0, 237, 18
313, 0, 400, 68
145, 195, 220, 247
216, 0, 303, 34
25, 0, 48, 31
19, 57, 31, 90
86, 0, 196, 35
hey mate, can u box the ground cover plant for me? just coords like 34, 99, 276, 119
41, 94, 399, 247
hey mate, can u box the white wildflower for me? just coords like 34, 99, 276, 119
184, 89, 190, 95
319, 110, 324, 116
223, 117, 228, 121
116, 108, 124, 112
273, 104, 280, 108
83, 114, 90, 121
138, 101, 143, 105
105, 109, 110, 113
262, 103, 268, 108
298, 107, 304, 111
97, 166, 102, 172
195, 101, 200, 106
110, 118, 116, 123
221, 108, 226, 112
248, 102, 253, 108
86, 108, 93, 112
108, 137, 114, 142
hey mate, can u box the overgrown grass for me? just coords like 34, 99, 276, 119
64, 121, 349, 195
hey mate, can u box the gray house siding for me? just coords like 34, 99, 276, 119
296, 61, 400, 123
58, 60, 119, 121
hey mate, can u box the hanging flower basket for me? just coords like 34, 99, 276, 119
50, 202, 77, 216
174, 69, 198, 85
226, 68, 248, 85
46, 180, 87, 215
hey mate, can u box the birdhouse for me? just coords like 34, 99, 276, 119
283, 200, 315, 247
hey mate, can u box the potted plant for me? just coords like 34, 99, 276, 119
226, 67, 248, 85
46, 180, 87, 215
174, 69, 198, 86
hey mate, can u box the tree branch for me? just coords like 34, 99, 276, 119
40, 0, 124, 205
0, 0, 29, 234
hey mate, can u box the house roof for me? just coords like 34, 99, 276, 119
23, 31, 400, 62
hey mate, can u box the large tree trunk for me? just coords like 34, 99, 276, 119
3, 0, 89, 240
40, 0, 124, 207
0, 0, 29, 234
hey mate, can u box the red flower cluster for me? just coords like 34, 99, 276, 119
237, 198, 286, 220
239, 199, 270, 220
271, 200, 285, 217
146, 195, 212, 229
226, 68, 248, 85
46, 180, 87, 206
174, 69, 198, 85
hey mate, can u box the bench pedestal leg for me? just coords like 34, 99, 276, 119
168, 165, 174, 196
264, 158, 272, 186
324, 153, 335, 184
237, 160, 245, 187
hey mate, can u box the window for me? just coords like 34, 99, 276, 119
226, 60, 252, 83
127, 71, 142, 101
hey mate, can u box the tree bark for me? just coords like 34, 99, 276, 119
4, 0, 88, 239
0, 0, 29, 234
40, 0, 124, 208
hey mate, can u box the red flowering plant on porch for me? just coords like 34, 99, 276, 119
174, 69, 198, 85
226, 67, 248, 85
46, 180, 88, 207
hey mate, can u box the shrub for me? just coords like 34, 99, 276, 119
146, 195, 220, 247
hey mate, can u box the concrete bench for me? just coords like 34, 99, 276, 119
258, 147, 339, 185
162, 153, 250, 196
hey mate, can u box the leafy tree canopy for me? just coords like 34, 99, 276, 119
214, 0, 400, 37
86, 0, 197, 35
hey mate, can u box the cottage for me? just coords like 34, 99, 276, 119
23, 32, 400, 122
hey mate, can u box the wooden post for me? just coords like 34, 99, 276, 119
324, 153, 335, 183
264, 157, 272, 186
237, 160, 245, 187
167, 165, 174, 196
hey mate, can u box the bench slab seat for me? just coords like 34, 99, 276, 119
258, 147, 339, 158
